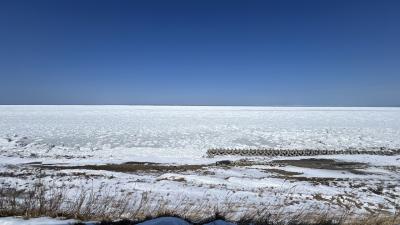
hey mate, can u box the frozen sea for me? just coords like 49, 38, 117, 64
1, 105, 400, 163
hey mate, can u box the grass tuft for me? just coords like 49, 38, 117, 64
0, 180, 398, 225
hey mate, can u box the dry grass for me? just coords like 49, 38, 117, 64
0, 180, 399, 225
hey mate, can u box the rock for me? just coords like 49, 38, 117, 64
216, 160, 232, 166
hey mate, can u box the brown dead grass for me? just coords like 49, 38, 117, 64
1, 180, 399, 225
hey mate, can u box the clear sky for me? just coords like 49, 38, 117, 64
0, 0, 399, 106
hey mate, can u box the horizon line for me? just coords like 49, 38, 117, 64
0, 104, 399, 108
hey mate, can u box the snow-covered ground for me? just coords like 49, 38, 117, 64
0, 217, 83, 225
0, 106, 399, 223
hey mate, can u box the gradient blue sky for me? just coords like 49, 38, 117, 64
0, 0, 399, 106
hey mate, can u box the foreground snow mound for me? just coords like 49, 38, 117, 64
137, 217, 191, 225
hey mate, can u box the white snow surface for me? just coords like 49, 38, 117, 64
0, 217, 83, 225
1, 106, 400, 221
1, 106, 400, 164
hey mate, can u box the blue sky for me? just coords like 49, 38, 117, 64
0, 0, 399, 106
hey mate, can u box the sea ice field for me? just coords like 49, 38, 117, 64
1, 105, 400, 163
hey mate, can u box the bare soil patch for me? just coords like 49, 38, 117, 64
36, 162, 206, 173
271, 158, 369, 174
